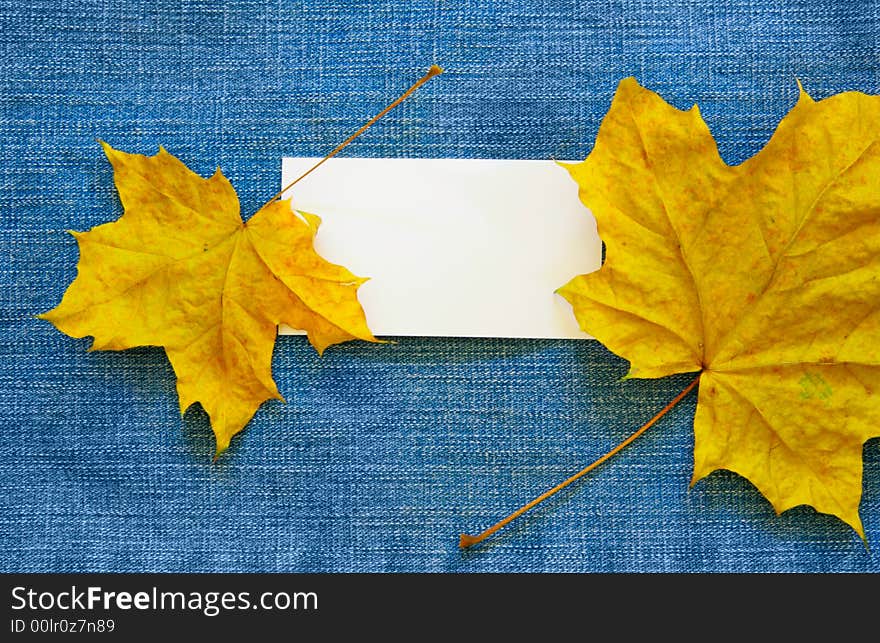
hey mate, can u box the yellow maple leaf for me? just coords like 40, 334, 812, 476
40, 143, 378, 455
558, 78, 880, 537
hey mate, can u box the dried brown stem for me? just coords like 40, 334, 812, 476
459, 372, 702, 549
264, 65, 443, 208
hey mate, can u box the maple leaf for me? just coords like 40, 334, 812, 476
558, 78, 880, 538
39, 143, 378, 455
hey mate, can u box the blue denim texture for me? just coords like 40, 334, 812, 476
1, 0, 878, 572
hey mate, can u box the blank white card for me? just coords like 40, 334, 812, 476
279, 158, 601, 339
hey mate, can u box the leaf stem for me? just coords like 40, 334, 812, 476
263, 65, 443, 208
459, 372, 702, 549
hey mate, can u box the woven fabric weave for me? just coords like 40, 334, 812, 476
1, 0, 878, 572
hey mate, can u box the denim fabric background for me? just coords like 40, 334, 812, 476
1, 0, 878, 572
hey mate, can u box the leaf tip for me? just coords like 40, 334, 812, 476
688, 462, 715, 490
97, 139, 114, 158
848, 515, 867, 545
795, 78, 814, 103
213, 440, 230, 462
301, 210, 322, 231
